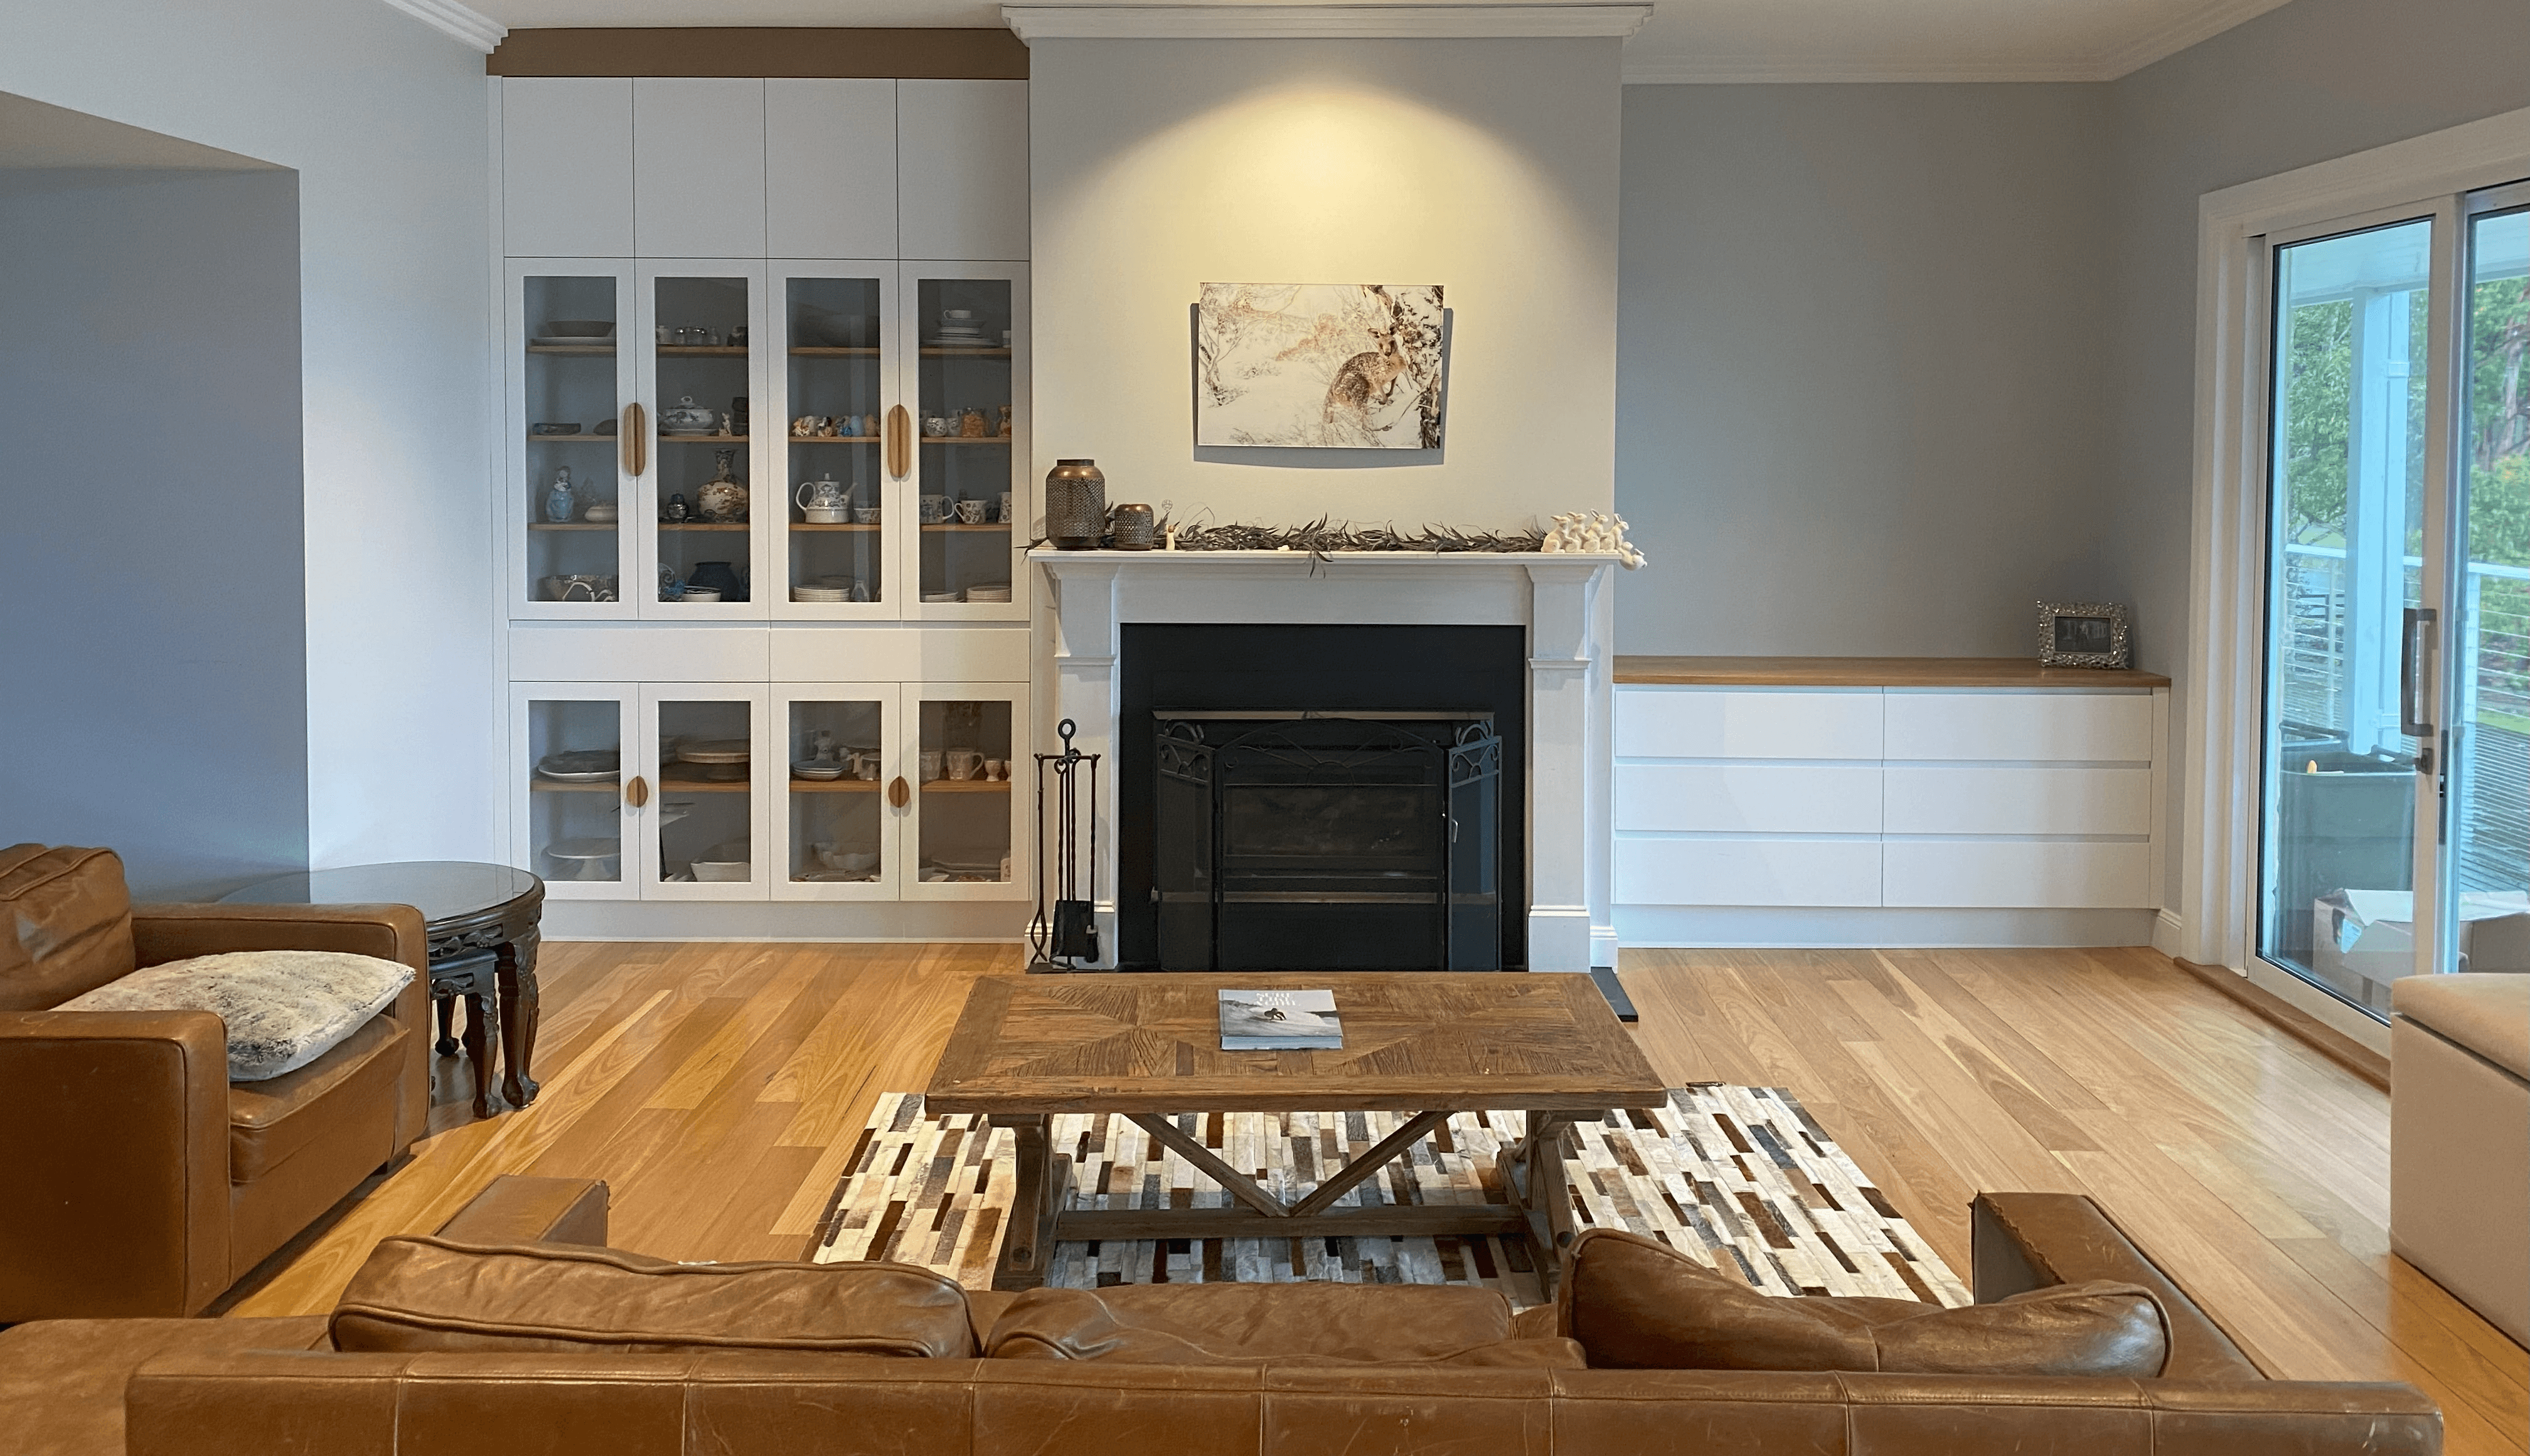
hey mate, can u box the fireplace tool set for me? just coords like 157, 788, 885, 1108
1028, 718, 1102, 969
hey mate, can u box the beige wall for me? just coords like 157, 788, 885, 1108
1027, 36, 1621, 528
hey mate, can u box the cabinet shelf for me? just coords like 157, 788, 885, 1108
922, 523, 1010, 533
528, 522, 617, 531
789, 435, 880, 444
659, 766, 752, 792
527, 434, 611, 443
920, 348, 1011, 357
789, 778, 881, 792
918, 437, 1013, 445
658, 433, 750, 444
923, 779, 1012, 793
658, 346, 749, 357
531, 778, 620, 793
658, 522, 750, 531
527, 344, 615, 356
791, 347, 879, 356
789, 523, 881, 532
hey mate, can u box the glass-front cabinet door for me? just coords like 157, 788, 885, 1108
638, 263, 772, 619
512, 684, 638, 900
900, 267, 1027, 619
774, 685, 899, 900
901, 686, 1027, 900
639, 684, 772, 899
775, 268, 895, 619
510, 263, 637, 619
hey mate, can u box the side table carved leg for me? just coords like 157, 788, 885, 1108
993, 1114, 1059, 1291
496, 930, 542, 1108
433, 992, 459, 1057
459, 977, 502, 1121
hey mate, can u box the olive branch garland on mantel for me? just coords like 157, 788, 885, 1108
1030, 507, 1647, 568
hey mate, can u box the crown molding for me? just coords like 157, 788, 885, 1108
1003, 4, 1652, 42
380, 0, 507, 53
2089, 0, 2292, 80
1620, 55, 2103, 84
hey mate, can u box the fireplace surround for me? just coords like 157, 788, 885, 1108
1032, 549, 1619, 972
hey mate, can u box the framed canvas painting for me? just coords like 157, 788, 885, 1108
1195, 283, 1446, 449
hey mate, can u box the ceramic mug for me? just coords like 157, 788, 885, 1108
947, 749, 983, 781
918, 750, 943, 782
985, 758, 1007, 781
919, 496, 949, 524
998, 492, 1014, 524
955, 499, 986, 524
853, 506, 881, 524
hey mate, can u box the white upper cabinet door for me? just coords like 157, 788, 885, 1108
896, 80, 1028, 261
634, 79, 768, 258
503, 78, 634, 258
767, 79, 898, 260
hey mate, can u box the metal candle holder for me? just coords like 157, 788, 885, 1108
1029, 718, 1102, 970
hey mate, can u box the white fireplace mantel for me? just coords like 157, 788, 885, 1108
1030, 549, 1621, 971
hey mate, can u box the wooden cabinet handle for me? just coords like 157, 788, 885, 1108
886, 405, 910, 479
622, 403, 647, 477
887, 775, 910, 809
625, 775, 649, 808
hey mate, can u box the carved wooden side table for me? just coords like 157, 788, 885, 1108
222, 861, 545, 1120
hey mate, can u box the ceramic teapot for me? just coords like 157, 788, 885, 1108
659, 395, 717, 436
796, 474, 849, 513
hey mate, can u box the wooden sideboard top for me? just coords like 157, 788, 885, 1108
1613, 656, 2172, 689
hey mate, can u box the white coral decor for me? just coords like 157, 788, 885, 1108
1540, 510, 1647, 569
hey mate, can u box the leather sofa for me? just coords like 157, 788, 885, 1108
0, 1176, 2439, 1455
2391, 971, 2529, 1345
0, 844, 431, 1321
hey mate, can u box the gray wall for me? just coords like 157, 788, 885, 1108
2099, 0, 2530, 903
1613, 85, 2116, 655
0, 167, 307, 898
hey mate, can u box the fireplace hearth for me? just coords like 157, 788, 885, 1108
1155, 712, 1501, 971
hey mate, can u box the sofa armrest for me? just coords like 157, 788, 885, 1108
1972, 1193, 2261, 1382
434, 1176, 611, 1247
131, 901, 428, 973
0, 1009, 230, 1320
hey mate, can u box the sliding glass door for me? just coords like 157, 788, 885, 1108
2257, 181, 2530, 1012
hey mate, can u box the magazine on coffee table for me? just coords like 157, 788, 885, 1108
1217, 989, 1343, 1050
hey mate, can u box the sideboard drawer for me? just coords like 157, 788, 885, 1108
1616, 764, 1882, 834
1882, 840, 2153, 908
1883, 766, 2151, 836
1883, 692, 2153, 762
1616, 837, 1882, 908
1615, 688, 1882, 760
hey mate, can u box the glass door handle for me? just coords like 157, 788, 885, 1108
622, 404, 647, 477
887, 405, 910, 479
2400, 607, 2438, 741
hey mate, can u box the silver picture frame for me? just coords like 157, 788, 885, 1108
2037, 600, 2130, 669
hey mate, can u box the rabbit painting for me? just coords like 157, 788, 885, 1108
1196, 282, 1446, 449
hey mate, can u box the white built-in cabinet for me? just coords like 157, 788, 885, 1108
497, 75, 1030, 915
1613, 684, 2167, 942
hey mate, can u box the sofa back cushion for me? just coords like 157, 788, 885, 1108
57, 949, 413, 1081
1561, 1228, 2169, 1377
329, 1238, 975, 1358
981, 1282, 1584, 1366
0, 844, 137, 1012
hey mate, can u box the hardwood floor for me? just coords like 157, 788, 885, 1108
230, 941, 2525, 1456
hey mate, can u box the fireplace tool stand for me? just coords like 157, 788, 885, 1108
1028, 718, 1102, 970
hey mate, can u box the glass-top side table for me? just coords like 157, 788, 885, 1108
222, 861, 545, 1119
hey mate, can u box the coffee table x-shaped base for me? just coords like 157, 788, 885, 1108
990, 1108, 1586, 1294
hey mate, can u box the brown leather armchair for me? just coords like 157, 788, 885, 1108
0, 845, 430, 1321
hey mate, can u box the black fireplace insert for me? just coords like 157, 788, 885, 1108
1115, 623, 1527, 972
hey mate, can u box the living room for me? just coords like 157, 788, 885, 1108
1, 0, 2523, 1451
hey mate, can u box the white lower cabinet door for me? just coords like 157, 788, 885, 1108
772, 684, 900, 901
513, 682, 639, 901
899, 683, 1028, 900
639, 683, 773, 900
1615, 763, 1882, 835
1882, 766, 2152, 836
1881, 841, 2153, 908
1615, 837, 1882, 908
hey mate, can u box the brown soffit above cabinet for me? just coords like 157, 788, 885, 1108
486, 28, 1028, 80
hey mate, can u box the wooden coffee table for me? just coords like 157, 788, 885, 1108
924, 972, 1665, 1292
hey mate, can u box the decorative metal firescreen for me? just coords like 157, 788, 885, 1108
1153, 713, 1501, 971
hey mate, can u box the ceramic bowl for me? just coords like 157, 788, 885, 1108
583, 504, 619, 524
690, 861, 750, 882
679, 587, 723, 602
816, 847, 879, 873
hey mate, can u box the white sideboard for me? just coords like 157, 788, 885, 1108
1612, 659, 2169, 949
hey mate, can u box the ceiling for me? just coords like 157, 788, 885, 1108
467, 0, 2298, 82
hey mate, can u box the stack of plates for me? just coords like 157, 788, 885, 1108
920, 590, 961, 603
931, 311, 988, 348
792, 760, 847, 780
536, 749, 619, 782
793, 585, 851, 603
964, 583, 1012, 603
678, 740, 750, 782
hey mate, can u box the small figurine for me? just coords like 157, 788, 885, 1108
663, 492, 690, 523
793, 415, 821, 438
718, 412, 733, 437
543, 466, 576, 523
998, 404, 1013, 437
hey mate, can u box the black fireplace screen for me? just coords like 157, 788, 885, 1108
1154, 713, 1501, 971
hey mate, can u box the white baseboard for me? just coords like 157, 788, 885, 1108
1613, 905, 2161, 949
2152, 908, 2186, 957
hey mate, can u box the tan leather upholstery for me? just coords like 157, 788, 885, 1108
983, 1282, 1582, 1366
0, 1316, 329, 1456
1557, 1226, 2168, 1376
0, 848, 430, 1321
0, 844, 137, 1011
2392, 978, 2530, 1346
0, 1178, 2443, 1455
1970, 1191, 2261, 1382
331, 1237, 978, 1357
